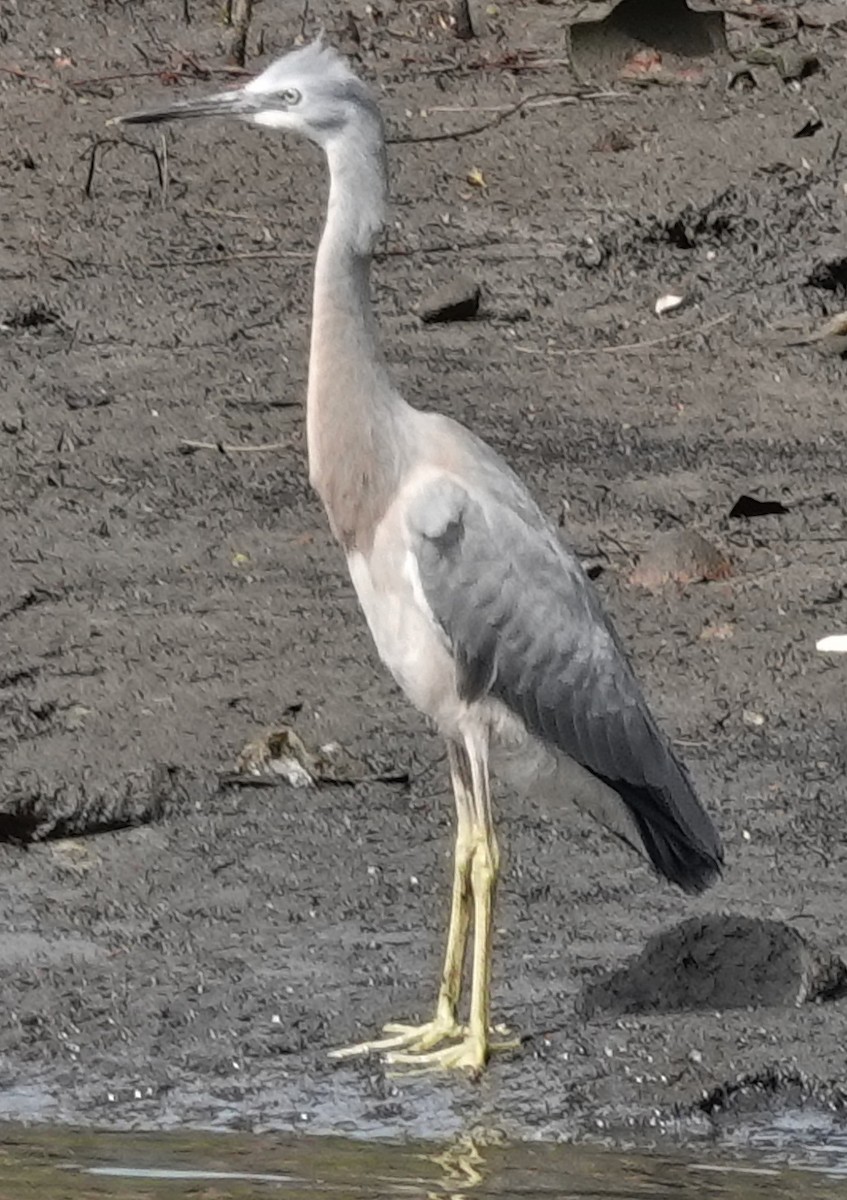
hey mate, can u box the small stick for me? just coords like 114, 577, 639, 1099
83, 140, 99, 199
389, 88, 636, 145
429, 94, 626, 114
147, 249, 312, 267
159, 133, 169, 206
0, 63, 56, 89
66, 64, 250, 90
515, 313, 731, 359
179, 438, 292, 452
81, 135, 165, 200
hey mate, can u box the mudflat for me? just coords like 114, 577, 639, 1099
2, 0, 846, 1141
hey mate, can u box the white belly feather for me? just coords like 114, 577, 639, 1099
347, 544, 463, 733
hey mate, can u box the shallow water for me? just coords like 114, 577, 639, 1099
3, 1125, 847, 1200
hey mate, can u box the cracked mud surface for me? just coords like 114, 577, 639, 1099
1, 0, 846, 1144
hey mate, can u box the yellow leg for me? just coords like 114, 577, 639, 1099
386, 730, 517, 1073
329, 741, 473, 1061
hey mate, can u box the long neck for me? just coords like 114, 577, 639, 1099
307, 115, 402, 550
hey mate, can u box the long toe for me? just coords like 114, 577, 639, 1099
385, 1034, 490, 1075
328, 1017, 464, 1061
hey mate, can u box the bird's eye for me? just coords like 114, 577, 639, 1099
281, 87, 302, 106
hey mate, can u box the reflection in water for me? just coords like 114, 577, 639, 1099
426, 1128, 506, 1198
87, 1165, 296, 1182
1, 1121, 847, 1198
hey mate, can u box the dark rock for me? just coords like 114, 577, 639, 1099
629, 528, 732, 589
579, 914, 847, 1017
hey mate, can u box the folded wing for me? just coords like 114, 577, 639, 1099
407, 472, 723, 894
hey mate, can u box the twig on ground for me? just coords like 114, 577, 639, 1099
389, 88, 636, 145
147, 249, 312, 268
73, 64, 250, 89
0, 63, 57, 89
81, 136, 166, 200
179, 438, 292, 453
159, 133, 169, 207
515, 313, 731, 358
429, 95, 624, 115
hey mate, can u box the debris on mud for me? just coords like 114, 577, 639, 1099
450, 0, 475, 42
568, 0, 728, 85
419, 277, 481, 324
807, 253, 847, 298
3, 299, 60, 332
654, 293, 685, 316
224, 0, 254, 69
579, 914, 847, 1018
745, 46, 821, 83
793, 116, 824, 139
781, 311, 847, 357
628, 528, 732, 589
0, 764, 203, 844
592, 127, 637, 153
817, 634, 847, 654
695, 1065, 847, 1121
232, 725, 367, 787
699, 620, 734, 641
741, 707, 766, 729
728, 493, 790, 519
630, 166, 840, 304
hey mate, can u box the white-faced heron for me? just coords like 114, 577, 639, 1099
116, 40, 723, 1073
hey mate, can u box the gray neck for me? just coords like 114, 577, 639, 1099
307, 110, 403, 550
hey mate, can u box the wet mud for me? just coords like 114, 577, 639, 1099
1, 0, 847, 1144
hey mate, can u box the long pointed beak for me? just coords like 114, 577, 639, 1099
112, 88, 262, 127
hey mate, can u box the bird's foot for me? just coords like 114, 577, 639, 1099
328, 1015, 464, 1061
385, 1028, 519, 1075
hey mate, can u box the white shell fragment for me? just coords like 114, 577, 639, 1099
742, 709, 765, 728
816, 635, 847, 653
654, 293, 684, 316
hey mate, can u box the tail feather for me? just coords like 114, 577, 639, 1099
491, 728, 723, 894
613, 778, 723, 894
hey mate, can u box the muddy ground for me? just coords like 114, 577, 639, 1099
1, 0, 847, 1145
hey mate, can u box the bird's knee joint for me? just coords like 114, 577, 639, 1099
454, 831, 474, 867
470, 840, 498, 886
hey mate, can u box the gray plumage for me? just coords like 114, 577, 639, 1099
407, 429, 720, 892
115, 40, 722, 1072
405, 422, 721, 893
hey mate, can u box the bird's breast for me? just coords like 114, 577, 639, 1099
347, 544, 464, 734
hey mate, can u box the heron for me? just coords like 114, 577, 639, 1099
116, 40, 723, 1073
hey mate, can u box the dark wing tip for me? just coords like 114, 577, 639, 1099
619, 778, 723, 894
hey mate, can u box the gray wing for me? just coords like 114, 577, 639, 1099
407, 472, 723, 895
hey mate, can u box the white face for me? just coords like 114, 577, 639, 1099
236, 44, 363, 141
116, 41, 374, 144
243, 68, 306, 132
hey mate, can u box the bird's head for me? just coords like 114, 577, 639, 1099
115, 40, 379, 146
